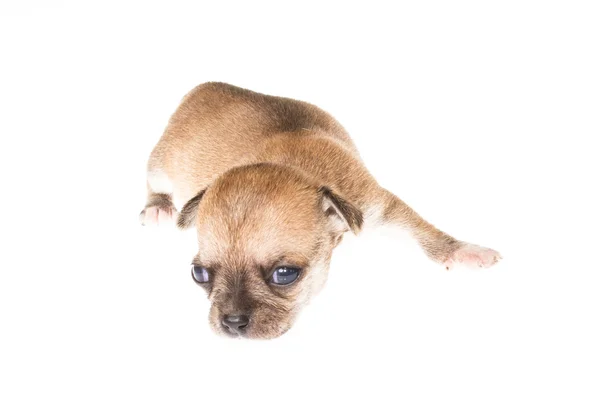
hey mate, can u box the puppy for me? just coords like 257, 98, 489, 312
140, 82, 501, 339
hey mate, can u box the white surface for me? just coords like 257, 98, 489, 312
1, 1, 598, 417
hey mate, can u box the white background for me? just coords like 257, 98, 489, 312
1, 1, 599, 417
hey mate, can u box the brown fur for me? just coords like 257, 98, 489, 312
141, 82, 501, 339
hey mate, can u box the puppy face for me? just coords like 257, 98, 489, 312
178, 164, 362, 339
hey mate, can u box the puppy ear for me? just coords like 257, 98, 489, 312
319, 186, 363, 235
177, 189, 206, 229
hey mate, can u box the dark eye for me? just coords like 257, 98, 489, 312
191, 265, 210, 284
271, 267, 301, 285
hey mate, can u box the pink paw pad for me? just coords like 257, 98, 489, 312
444, 243, 502, 270
139, 206, 176, 227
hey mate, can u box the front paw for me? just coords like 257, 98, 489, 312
444, 243, 502, 270
139, 205, 177, 226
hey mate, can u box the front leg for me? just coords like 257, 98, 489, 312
376, 188, 501, 270
139, 166, 177, 227
139, 191, 177, 227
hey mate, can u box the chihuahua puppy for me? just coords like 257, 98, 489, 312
140, 82, 501, 339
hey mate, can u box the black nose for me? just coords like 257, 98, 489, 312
222, 315, 249, 333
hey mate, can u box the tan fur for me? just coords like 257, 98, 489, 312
140, 82, 501, 339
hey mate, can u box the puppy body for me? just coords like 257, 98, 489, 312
141, 82, 500, 339
146, 83, 367, 208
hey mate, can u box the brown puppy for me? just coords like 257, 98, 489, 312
140, 82, 501, 339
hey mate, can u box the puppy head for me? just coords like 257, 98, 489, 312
177, 163, 362, 339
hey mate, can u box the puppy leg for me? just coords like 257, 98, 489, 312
139, 169, 177, 227
376, 189, 501, 269
139, 192, 177, 226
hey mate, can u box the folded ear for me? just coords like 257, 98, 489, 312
176, 189, 206, 229
319, 186, 363, 235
